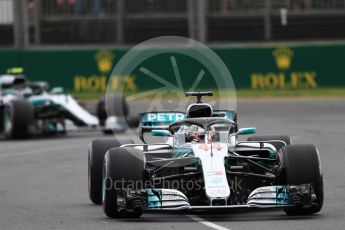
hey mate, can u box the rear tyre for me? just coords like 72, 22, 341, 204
247, 135, 291, 151
4, 100, 34, 139
126, 115, 139, 128
88, 138, 133, 205
96, 99, 107, 126
103, 147, 145, 218
278, 144, 323, 215
97, 94, 129, 126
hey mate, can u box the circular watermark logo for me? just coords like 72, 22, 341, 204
105, 36, 236, 142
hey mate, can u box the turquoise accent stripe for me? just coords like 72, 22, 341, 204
146, 189, 162, 208
275, 186, 289, 205
31, 99, 49, 107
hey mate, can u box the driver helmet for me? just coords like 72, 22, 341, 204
186, 125, 205, 142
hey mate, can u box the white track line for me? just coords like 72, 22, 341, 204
186, 215, 231, 230
0, 145, 84, 159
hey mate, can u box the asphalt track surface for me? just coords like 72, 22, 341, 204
1, 99, 345, 230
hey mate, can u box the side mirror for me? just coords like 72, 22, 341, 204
151, 130, 171, 137
238, 127, 256, 135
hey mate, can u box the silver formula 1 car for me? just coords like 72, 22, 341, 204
0, 69, 98, 139
88, 92, 323, 218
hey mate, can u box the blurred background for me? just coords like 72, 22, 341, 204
0, 0, 345, 98
2, 0, 345, 45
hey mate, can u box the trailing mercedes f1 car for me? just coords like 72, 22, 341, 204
88, 92, 323, 218
0, 70, 98, 139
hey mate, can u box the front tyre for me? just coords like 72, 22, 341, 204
4, 100, 34, 139
103, 147, 145, 218
88, 138, 133, 205
278, 144, 323, 215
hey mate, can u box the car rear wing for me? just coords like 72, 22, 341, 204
138, 110, 237, 143
139, 112, 185, 131
213, 110, 237, 121
139, 112, 185, 143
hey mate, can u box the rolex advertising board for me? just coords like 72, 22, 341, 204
0, 43, 344, 93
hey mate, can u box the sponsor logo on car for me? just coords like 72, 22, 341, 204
146, 113, 185, 122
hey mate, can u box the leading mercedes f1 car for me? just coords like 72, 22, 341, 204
88, 92, 323, 218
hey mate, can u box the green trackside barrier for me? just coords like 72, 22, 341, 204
0, 43, 345, 94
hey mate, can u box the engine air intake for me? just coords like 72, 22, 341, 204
187, 103, 213, 118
